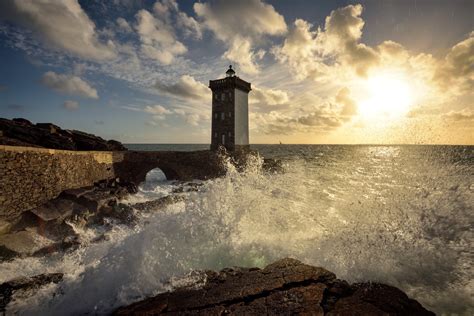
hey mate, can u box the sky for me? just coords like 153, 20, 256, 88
0, 0, 472, 144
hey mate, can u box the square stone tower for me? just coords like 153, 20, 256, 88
209, 65, 251, 151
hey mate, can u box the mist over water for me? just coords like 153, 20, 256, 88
1, 145, 473, 315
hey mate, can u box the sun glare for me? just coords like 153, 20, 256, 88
358, 72, 414, 119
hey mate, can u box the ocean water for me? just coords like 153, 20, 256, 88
1, 145, 473, 315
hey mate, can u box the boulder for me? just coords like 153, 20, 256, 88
107, 139, 127, 151
0, 230, 55, 259
113, 258, 434, 316
328, 283, 433, 316
97, 203, 137, 226
75, 190, 117, 213
0, 220, 11, 235
131, 195, 185, 212
60, 186, 96, 200
0, 273, 63, 312
29, 198, 75, 222
11, 118, 32, 126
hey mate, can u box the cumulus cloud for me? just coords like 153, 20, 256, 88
434, 31, 474, 94
194, 0, 287, 74
0, 0, 117, 60
116, 17, 133, 33
272, 19, 329, 81
273, 4, 379, 80
63, 100, 79, 110
250, 86, 290, 112
135, 9, 187, 64
41, 71, 98, 99
153, 75, 209, 100
222, 37, 262, 75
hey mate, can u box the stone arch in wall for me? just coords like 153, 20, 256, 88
113, 151, 224, 186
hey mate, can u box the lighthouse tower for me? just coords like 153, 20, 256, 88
209, 65, 251, 151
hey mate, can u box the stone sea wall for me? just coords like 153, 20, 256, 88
0, 145, 229, 221
0, 145, 121, 220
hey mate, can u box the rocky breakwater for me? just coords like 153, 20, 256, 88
114, 258, 434, 315
0, 177, 140, 260
0, 118, 126, 151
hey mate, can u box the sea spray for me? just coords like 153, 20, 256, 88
1, 145, 472, 315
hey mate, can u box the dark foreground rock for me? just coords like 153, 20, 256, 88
0, 118, 126, 151
0, 273, 63, 313
114, 258, 434, 316
0, 178, 140, 260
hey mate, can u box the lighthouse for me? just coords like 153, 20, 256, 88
209, 65, 251, 151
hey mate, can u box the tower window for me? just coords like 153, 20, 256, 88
222, 134, 226, 145
214, 132, 217, 138
221, 112, 225, 120
214, 113, 218, 119
221, 93, 226, 101
228, 112, 232, 118
228, 132, 232, 138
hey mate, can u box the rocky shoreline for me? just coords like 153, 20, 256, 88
0, 118, 434, 314
0, 177, 205, 260
0, 118, 127, 151
115, 258, 434, 315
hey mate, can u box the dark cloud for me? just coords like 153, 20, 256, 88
153, 75, 208, 100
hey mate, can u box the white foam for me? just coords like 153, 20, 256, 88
1, 148, 473, 315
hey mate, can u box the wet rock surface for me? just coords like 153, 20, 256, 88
0, 178, 143, 260
131, 195, 185, 212
0, 118, 126, 151
114, 258, 434, 316
0, 273, 63, 313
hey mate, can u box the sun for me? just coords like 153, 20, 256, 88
358, 72, 414, 119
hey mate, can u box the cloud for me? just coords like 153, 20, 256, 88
135, 8, 187, 64
442, 109, 474, 122
176, 11, 202, 39
63, 100, 79, 110
434, 31, 474, 94
273, 4, 379, 80
194, 0, 287, 74
0, 0, 117, 60
335, 87, 357, 117
41, 71, 98, 99
250, 86, 290, 111
323, 4, 379, 76
144, 104, 172, 115
116, 17, 133, 33
153, 75, 209, 101
250, 89, 357, 136
272, 19, 328, 81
